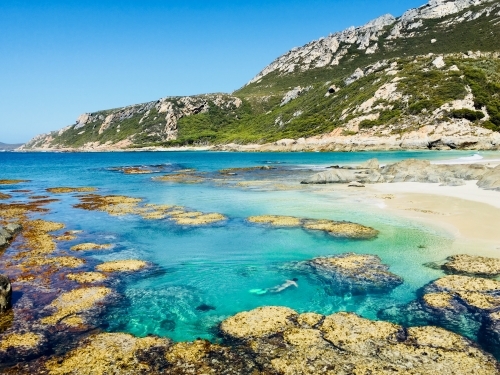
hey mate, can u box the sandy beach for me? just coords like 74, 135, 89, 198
366, 181, 500, 256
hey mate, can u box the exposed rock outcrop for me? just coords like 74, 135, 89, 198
220, 307, 499, 374
305, 253, 404, 294
247, 215, 379, 239
0, 223, 22, 249
302, 158, 494, 186
477, 164, 500, 191
441, 254, 500, 277
0, 275, 12, 313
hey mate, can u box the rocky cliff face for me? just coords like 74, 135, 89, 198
21, 0, 500, 151
20, 94, 242, 151
247, 0, 497, 85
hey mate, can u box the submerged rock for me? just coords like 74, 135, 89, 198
96, 260, 148, 273
40, 287, 112, 327
306, 253, 403, 294
248, 215, 379, 239
441, 254, 500, 277
302, 219, 379, 239
70, 243, 112, 252
0, 275, 12, 313
220, 307, 499, 374
46, 187, 97, 194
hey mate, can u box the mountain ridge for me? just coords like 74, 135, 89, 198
20, 0, 500, 151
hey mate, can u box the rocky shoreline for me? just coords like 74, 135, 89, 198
1, 165, 500, 373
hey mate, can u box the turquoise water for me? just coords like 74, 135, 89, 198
1, 150, 499, 342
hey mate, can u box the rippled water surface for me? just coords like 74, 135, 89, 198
1, 150, 499, 342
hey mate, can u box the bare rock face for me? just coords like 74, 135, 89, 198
0, 275, 12, 313
477, 164, 500, 191
305, 253, 403, 294
220, 307, 500, 374
303, 159, 493, 186
302, 168, 385, 184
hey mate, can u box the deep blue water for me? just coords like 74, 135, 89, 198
1, 150, 499, 342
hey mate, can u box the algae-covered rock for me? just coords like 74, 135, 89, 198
96, 260, 148, 273
0, 275, 12, 313
220, 307, 499, 375
442, 254, 500, 277
46, 187, 97, 194
306, 253, 403, 294
303, 219, 379, 239
247, 215, 302, 227
247, 215, 378, 239
66, 272, 107, 284
70, 243, 112, 252
44, 333, 171, 375
40, 287, 112, 326
220, 306, 298, 340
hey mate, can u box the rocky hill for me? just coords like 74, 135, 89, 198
21, 0, 500, 151
0, 142, 23, 151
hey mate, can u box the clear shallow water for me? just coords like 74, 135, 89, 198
1, 150, 499, 342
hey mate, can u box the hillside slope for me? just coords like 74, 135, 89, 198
21, 0, 500, 151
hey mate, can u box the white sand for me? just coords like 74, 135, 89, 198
370, 181, 500, 209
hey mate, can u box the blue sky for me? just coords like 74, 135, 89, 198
0, 0, 424, 143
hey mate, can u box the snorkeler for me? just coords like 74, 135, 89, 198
249, 278, 298, 295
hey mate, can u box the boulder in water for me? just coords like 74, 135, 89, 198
0, 274, 12, 313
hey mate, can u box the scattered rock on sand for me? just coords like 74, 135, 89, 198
96, 260, 148, 273
306, 253, 403, 294
348, 181, 365, 187
477, 164, 500, 191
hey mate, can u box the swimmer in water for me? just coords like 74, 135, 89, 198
249, 278, 298, 295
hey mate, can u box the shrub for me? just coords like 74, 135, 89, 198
449, 109, 485, 121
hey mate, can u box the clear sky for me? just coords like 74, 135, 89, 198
0, 0, 425, 143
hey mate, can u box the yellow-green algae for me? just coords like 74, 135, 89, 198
153, 173, 204, 184
96, 260, 148, 272
220, 307, 499, 375
66, 272, 107, 284
70, 243, 112, 252
0, 180, 30, 185
248, 215, 302, 227
44, 333, 171, 375
73, 193, 226, 225
40, 287, 112, 326
247, 215, 378, 239
442, 254, 500, 277
46, 187, 97, 194
0, 333, 42, 350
